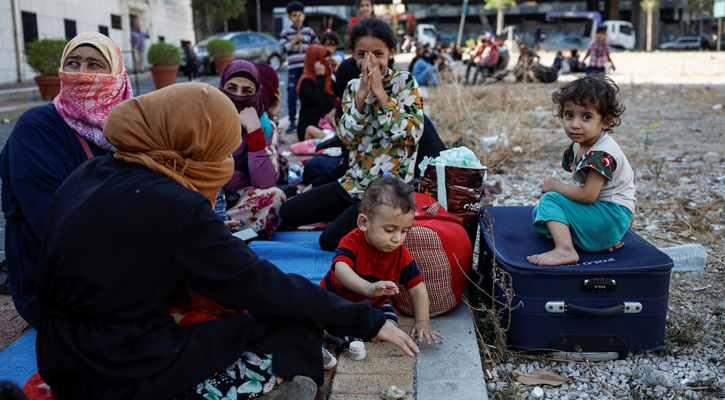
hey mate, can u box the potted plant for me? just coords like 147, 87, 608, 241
24, 39, 67, 100
147, 42, 182, 89
207, 38, 235, 75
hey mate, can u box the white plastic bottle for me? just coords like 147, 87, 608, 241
657, 243, 707, 272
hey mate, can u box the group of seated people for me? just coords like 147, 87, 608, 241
0, 18, 448, 400
408, 43, 456, 87
552, 48, 586, 74
464, 34, 502, 85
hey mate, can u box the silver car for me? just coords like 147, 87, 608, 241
659, 36, 702, 51
195, 31, 286, 74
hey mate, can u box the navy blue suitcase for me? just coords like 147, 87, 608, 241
478, 206, 673, 355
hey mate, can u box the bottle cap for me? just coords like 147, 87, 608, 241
349, 341, 365, 350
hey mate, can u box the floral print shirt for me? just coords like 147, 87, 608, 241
337, 68, 424, 198
561, 132, 636, 213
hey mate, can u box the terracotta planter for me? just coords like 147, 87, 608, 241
213, 57, 235, 75
34, 75, 61, 101
149, 65, 179, 89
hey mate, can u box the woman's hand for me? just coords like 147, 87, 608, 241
239, 107, 262, 133
314, 61, 326, 75
224, 220, 241, 230
371, 320, 420, 356
409, 321, 444, 345
364, 281, 399, 298
268, 88, 282, 120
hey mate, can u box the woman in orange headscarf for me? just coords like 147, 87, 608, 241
0, 32, 132, 329
35, 83, 419, 400
295, 43, 335, 142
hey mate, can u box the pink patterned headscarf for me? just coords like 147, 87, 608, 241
53, 32, 134, 152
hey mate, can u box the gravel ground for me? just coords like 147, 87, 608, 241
425, 51, 725, 400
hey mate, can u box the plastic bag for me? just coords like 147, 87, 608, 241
418, 147, 486, 214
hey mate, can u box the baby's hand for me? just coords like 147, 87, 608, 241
365, 281, 399, 298
409, 321, 444, 344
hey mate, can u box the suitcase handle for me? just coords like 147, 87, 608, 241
545, 301, 642, 317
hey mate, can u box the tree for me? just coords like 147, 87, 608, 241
640, 0, 659, 51
683, 0, 713, 35
484, 0, 516, 36
192, 0, 248, 32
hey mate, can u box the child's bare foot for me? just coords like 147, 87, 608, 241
527, 248, 579, 266
607, 242, 625, 252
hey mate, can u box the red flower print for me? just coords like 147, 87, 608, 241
600, 155, 612, 169
586, 162, 597, 169
566, 162, 573, 171
587, 150, 597, 157
255, 195, 274, 209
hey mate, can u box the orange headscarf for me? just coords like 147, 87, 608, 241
296, 44, 333, 95
104, 83, 242, 206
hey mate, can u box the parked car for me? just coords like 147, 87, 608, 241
659, 36, 702, 51
538, 35, 590, 52
195, 31, 286, 74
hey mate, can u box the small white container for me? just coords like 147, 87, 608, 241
348, 341, 366, 360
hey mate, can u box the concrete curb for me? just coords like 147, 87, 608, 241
416, 302, 488, 400
0, 87, 39, 102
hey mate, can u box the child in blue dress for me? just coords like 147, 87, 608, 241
528, 74, 635, 266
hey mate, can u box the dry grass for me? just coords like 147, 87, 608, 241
423, 78, 561, 172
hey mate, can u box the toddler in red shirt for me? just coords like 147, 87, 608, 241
321, 176, 443, 344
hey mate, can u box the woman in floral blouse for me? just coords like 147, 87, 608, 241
280, 17, 424, 251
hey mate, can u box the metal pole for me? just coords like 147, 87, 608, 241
256, 0, 262, 32
11, 0, 23, 82
457, 0, 469, 49
718, 18, 722, 51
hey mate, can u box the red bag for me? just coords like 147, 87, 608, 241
393, 193, 473, 317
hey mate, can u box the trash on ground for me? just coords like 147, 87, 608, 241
380, 385, 406, 399
513, 369, 568, 386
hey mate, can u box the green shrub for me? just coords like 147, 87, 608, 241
207, 38, 235, 58
147, 42, 182, 66
24, 39, 68, 76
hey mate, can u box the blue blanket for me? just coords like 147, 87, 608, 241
0, 232, 332, 386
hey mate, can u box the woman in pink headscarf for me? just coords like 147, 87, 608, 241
0, 32, 132, 329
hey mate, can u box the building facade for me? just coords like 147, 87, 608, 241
1, 0, 195, 84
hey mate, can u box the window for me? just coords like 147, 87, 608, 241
158, 36, 165, 42
248, 34, 263, 44
99, 25, 109, 36
21, 11, 38, 45
64, 19, 77, 40
111, 14, 122, 30
619, 25, 632, 35
231, 35, 249, 46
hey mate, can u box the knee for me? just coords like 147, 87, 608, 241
318, 231, 338, 252
539, 191, 563, 204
